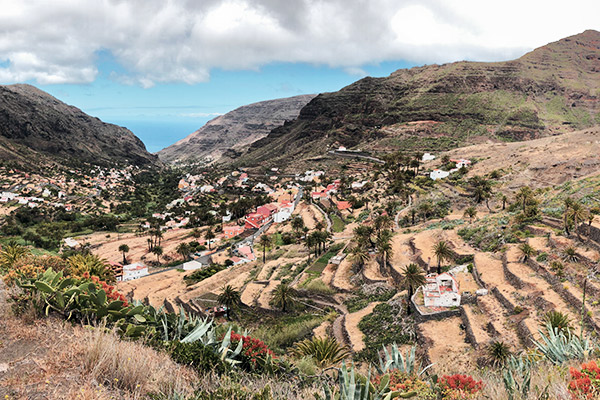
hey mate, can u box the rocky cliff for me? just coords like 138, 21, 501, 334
158, 94, 316, 164
237, 30, 600, 168
0, 84, 160, 168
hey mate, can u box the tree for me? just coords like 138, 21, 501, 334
433, 240, 453, 274
469, 176, 493, 209
562, 246, 579, 263
191, 228, 202, 239
305, 234, 316, 262
205, 228, 216, 250
258, 234, 272, 264
118, 244, 130, 265
353, 225, 373, 248
349, 244, 369, 271
516, 187, 534, 213
374, 215, 393, 237
587, 207, 600, 237
518, 243, 536, 262
176, 242, 191, 261
376, 229, 393, 272
271, 283, 297, 312
0, 243, 29, 273
562, 197, 575, 236
569, 202, 587, 241
463, 207, 477, 223
152, 246, 163, 264
291, 216, 305, 237
401, 263, 426, 315
218, 285, 241, 320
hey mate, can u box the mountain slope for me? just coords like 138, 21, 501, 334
0, 84, 160, 168
158, 94, 316, 164
237, 30, 600, 169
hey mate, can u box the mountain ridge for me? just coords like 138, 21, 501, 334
0, 84, 161, 168
158, 94, 316, 164
235, 30, 600, 170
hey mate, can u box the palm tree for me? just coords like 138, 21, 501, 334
562, 246, 579, 263
518, 243, 536, 262
353, 225, 373, 248
463, 207, 477, 222
500, 194, 508, 210
587, 207, 599, 237
401, 263, 426, 315
0, 243, 29, 273
292, 337, 351, 368
516, 186, 534, 213
191, 228, 202, 239
374, 215, 393, 237
563, 197, 575, 236
218, 285, 241, 320
152, 246, 163, 264
569, 202, 587, 241
486, 341, 511, 368
470, 176, 492, 207
271, 283, 297, 312
542, 311, 572, 335
349, 244, 369, 271
376, 230, 393, 272
118, 244, 130, 265
67, 254, 115, 282
205, 228, 216, 250
291, 216, 305, 238
176, 242, 191, 261
258, 234, 272, 264
433, 240, 453, 274
305, 234, 316, 262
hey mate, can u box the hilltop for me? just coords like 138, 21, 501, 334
236, 30, 600, 170
0, 84, 161, 169
158, 94, 316, 165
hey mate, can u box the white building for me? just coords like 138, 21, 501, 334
422, 153, 436, 162
183, 260, 205, 271
273, 203, 295, 223
423, 272, 461, 307
63, 237, 79, 248
351, 181, 368, 190
122, 262, 149, 281
430, 169, 450, 180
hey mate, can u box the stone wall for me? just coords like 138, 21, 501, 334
460, 307, 480, 349
471, 257, 487, 288
501, 252, 526, 289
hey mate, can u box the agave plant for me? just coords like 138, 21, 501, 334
376, 344, 433, 376
502, 356, 534, 400
293, 336, 351, 368
541, 311, 572, 335
181, 321, 243, 366
319, 362, 417, 400
532, 323, 596, 365
486, 341, 512, 367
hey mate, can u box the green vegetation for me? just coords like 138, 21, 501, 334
330, 214, 345, 232
184, 264, 227, 285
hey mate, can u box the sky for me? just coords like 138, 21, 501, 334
0, 0, 599, 152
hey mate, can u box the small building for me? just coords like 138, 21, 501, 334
423, 272, 461, 308
312, 191, 328, 201
430, 169, 450, 180
330, 253, 347, 265
237, 245, 256, 262
450, 159, 472, 169
183, 260, 205, 271
273, 203, 294, 223
63, 237, 80, 248
122, 262, 149, 281
422, 153, 436, 162
244, 213, 267, 229
223, 225, 245, 239
256, 204, 278, 218
351, 181, 368, 190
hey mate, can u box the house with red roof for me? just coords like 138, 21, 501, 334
244, 213, 267, 229
223, 225, 245, 239
423, 272, 461, 307
336, 201, 352, 211
256, 203, 278, 218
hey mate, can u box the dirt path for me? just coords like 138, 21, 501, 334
313, 320, 331, 339
332, 315, 348, 347
345, 302, 380, 352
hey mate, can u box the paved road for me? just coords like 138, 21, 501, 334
327, 150, 385, 164
311, 201, 332, 233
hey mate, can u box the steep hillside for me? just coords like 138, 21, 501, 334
0, 84, 160, 168
158, 94, 316, 164
238, 30, 600, 169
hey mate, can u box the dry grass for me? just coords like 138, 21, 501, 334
81, 326, 197, 399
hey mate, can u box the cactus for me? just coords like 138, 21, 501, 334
377, 344, 434, 376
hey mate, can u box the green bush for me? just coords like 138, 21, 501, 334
168, 341, 229, 374
184, 264, 227, 285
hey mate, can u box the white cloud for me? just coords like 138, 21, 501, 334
0, 0, 598, 86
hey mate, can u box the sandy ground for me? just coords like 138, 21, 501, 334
474, 253, 504, 284
420, 316, 474, 374
257, 280, 280, 309
0, 205, 16, 216
332, 258, 354, 290
320, 263, 337, 286
447, 127, 600, 189
240, 282, 266, 307
363, 259, 387, 282
412, 229, 444, 269
85, 227, 194, 265
390, 233, 416, 276
118, 269, 188, 308
462, 304, 491, 346
295, 203, 324, 230
345, 302, 380, 352
312, 320, 331, 339
455, 271, 479, 293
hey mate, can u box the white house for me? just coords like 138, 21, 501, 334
430, 169, 450, 180
183, 260, 205, 271
422, 153, 436, 162
122, 262, 149, 281
63, 237, 79, 248
273, 203, 294, 223
423, 272, 461, 307
451, 159, 472, 169
351, 181, 368, 190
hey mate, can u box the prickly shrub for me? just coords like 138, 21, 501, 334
438, 374, 483, 399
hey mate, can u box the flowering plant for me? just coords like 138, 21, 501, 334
438, 374, 484, 399
568, 360, 600, 399
229, 333, 274, 370
373, 369, 433, 397
85, 273, 128, 306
